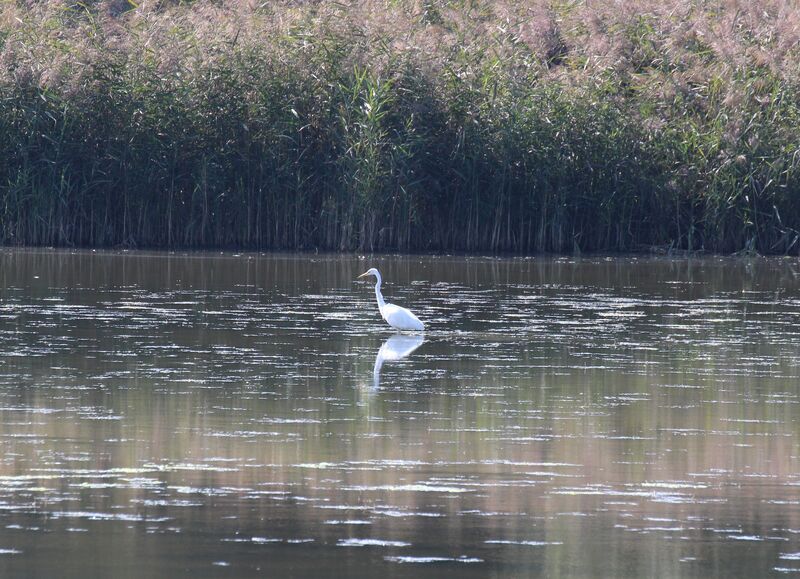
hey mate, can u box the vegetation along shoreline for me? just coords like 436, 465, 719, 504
1, 1, 798, 254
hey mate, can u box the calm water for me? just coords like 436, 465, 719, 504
0, 250, 798, 578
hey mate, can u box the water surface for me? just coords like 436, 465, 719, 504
0, 250, 798, 577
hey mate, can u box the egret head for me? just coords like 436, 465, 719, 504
357, 267, 380, 280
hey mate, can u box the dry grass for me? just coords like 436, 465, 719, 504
0, 0, 798, 253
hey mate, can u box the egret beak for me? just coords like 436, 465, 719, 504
356, 272, 370, 279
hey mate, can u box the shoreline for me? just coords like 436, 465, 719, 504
0, 245, 789, 261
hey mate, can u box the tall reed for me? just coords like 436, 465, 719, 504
0, 0, 797, 254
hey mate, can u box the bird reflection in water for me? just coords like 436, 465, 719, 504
372, 334, 425, 390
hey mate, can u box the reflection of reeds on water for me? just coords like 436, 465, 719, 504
0, 360, 798, 558
0, 252, 795, 575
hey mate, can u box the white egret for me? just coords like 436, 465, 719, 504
357, 268, 425, 331
372, 334, 425, 389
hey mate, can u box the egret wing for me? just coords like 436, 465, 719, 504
383, 303, 424, 331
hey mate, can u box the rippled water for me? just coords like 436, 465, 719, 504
0, 250, 798, 577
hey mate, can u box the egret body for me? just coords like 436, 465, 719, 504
357, 268, 424, 332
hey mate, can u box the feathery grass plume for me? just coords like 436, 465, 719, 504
0, 0, 797, 253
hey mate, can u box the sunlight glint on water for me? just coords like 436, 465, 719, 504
0, 250, 797, 577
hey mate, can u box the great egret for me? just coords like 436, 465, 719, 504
357, 268, 425, 331
373, 334, 425, 389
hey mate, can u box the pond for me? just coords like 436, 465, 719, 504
0, 250, 798, 577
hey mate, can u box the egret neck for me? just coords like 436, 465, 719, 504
371, 270, 386, 311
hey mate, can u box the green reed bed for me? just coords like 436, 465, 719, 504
0, 0, 798, 253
